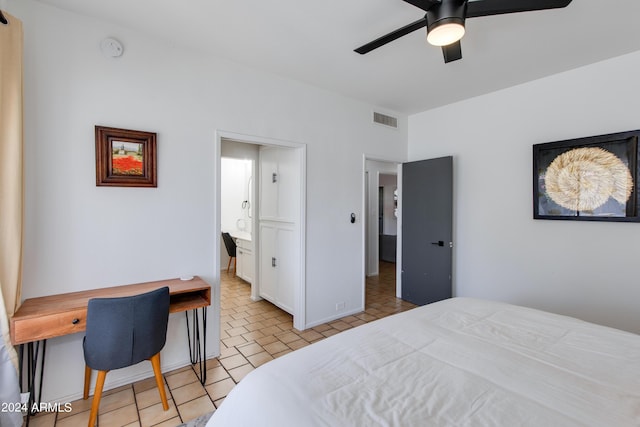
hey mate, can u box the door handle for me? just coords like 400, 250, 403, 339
431, 241, 444, 247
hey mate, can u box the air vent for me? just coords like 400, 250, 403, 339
373, 111, 398, 129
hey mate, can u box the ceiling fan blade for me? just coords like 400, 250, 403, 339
402, 0, 440, 12
442, 41, 462, 63
466, 0, 572, 18
355, 18, 427, 54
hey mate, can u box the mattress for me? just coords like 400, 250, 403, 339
208, 297, 640, 426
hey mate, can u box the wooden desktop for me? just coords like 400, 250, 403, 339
11, 276, 211, 345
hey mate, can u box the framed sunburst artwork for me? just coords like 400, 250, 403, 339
533, 130, 640, 222
95, 126, 157, 187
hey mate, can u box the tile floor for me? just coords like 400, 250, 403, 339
26, 262, 415, 427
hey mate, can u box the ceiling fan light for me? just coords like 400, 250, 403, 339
427, 22, 465, 47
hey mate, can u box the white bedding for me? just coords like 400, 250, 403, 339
208, 298, 640, 426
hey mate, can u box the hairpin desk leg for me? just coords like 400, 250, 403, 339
185, 307, 207, 384
19, 339, 47, 426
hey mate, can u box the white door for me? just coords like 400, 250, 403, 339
259, 148, 279, 220
275, 224, 296, 313
275, 148, 299, 222
258, 146, 301, 315
259, 223, 277, 302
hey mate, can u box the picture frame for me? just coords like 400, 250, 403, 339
95, 126, 157, 187
533, 130, 640, 222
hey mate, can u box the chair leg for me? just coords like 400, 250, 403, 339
150, 353, 169, 411
83, 365, 91, 400
227, 256, 232, 273
87, 370, 107, 427
233, 256, 237, 276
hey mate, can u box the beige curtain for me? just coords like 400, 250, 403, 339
0, 12, 24, 427
0, 10, 23, 369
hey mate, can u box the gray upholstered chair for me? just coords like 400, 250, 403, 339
83, 287, 170, 427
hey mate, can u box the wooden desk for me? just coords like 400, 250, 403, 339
10, 277, 211, 422
11, 276, 211, 344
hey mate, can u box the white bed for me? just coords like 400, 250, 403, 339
208, 298, 640, 426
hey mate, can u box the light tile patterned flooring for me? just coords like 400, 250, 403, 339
27, 262, 415, 427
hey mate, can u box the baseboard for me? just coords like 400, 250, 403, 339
304, 306, 364, 330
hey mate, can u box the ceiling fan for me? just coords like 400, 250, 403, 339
355, 0, 573, 63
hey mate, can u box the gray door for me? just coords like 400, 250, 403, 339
401, 156, 453, 305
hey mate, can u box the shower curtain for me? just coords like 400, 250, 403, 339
0, 9, 25, 427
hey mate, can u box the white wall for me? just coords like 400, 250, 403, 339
8, 0, 407, 402
408, 51, 640, 334
221, 158, 252, 236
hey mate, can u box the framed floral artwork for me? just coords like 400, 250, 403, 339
95, 126, 157, 187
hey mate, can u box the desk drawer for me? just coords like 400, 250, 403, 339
12, 308, 87, 344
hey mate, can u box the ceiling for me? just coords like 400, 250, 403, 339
33, 0, 640, 114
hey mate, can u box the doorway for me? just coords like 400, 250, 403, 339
378, 173, 398, 264
216, 131, 307, 331
220, 143, 258, 295
362, 155, 454, 309
363, 157, 402, 308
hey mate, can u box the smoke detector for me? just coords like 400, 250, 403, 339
100, 37, 124, 58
